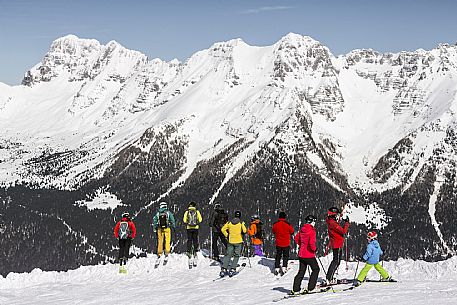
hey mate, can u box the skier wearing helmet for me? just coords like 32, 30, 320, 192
113, 212, 136, 273
247, 214, 264, 256
153, 201, 176, 262
289, 215, 320, 295
354, 231, 394, 286
325, 206, 349, 285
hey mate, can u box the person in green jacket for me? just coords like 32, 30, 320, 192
220, 210, 247, 277
183, 201, 203, 267
152, 202, 176, 261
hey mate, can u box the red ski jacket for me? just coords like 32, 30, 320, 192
294, 223, 317, 258
272, 218, 294, 247
114, 217, 137, 239
326, 217, 349, 249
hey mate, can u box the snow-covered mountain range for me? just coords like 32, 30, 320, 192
0, 33, 456, 276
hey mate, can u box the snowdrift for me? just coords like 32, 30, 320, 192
1, 254, 457, 304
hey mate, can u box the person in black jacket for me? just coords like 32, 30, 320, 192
210, 203, 228, 262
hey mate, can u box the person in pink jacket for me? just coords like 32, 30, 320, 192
289, 215, 320, 295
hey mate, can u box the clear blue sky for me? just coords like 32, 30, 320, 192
0, 0, 456, 85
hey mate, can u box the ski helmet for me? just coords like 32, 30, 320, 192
188, 201, 197, 208
235, 210, 242, 218
122, 212, 130, 219
251, 214, 260, 221
159, 201, 167, 209
327, 207, 340, 217
214, 203, 222, 210
305, 215, 317, 224
367, 231, 377, 240
279, 211, 287, 219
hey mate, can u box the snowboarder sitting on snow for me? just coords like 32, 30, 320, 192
289, 215, 320, 295
153, 201, 176, 261
209, 203, 228, 262
355, 231, 393, 286
114, 212, 136, 273
272, 211, 294, 276
247, 214, 264, 256
183, 201, 202, 266
220, 210, 247, 277
325, 206, 349, 285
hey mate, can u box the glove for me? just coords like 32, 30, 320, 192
343, 216, 349, 222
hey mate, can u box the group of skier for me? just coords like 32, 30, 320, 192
113, 202, 394, 293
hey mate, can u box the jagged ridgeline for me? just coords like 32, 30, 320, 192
1, 33, 457, 276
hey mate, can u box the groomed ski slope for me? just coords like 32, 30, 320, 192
1, 255, 457, 305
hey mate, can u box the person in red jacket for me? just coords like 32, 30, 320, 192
325, 206, 349, 284
272, 211, 294, 275
289, 215, 319, 295
114, 212, 137, 273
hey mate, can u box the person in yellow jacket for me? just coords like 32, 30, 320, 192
220, 210, 247, 277
183, 201, 202, 267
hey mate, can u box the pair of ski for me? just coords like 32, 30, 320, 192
273, 286, 333, 302
274, 266, 292, 279
188, 256, 198, 269
213, 262, 247, 282
366, 279, 398, 283
273, 284, 359, 302
154, 256, 169, 268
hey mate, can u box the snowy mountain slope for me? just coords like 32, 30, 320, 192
0, 34, 457, 276
1, 255, 457, 305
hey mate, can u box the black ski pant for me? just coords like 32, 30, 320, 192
187, 229, 199, 256
274, 246, 290, 268
212, 231, 228, 258
118, 238, 132, 265
326, 248, 343, 280
293, 257, 320, 292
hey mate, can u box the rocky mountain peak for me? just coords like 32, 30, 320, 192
22, 35, 147, 86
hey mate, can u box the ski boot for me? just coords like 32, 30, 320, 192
354, 279, 363, 287
193, 255, 198, 267
274, 268, 281, 276
219, 268, 228, 278
163, 254, 169, 265
380, 276, 396, 282
228, 268, 236, 277
287, 290, 300, 296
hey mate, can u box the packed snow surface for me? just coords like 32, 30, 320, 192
1, 255, 456, 304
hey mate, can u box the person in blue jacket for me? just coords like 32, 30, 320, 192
355, 231, 394, 286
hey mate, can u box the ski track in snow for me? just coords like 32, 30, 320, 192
1, 255, 457, 305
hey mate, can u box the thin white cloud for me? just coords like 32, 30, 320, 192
240, 6, 293, 14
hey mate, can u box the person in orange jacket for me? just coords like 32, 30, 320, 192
247, 214, 264, 256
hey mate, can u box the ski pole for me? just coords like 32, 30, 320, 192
353, 259, 360, 284
345, 235, 349, 271
210, 227, 213, 259
317, 256, 336, 293
245, 236, 252, 268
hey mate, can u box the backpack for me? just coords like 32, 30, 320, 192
159, 211, 168, 229
214, 211, 228, 229
254, 222, 263, 240
187, 209, 198, 227
119, 221, 130, 239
